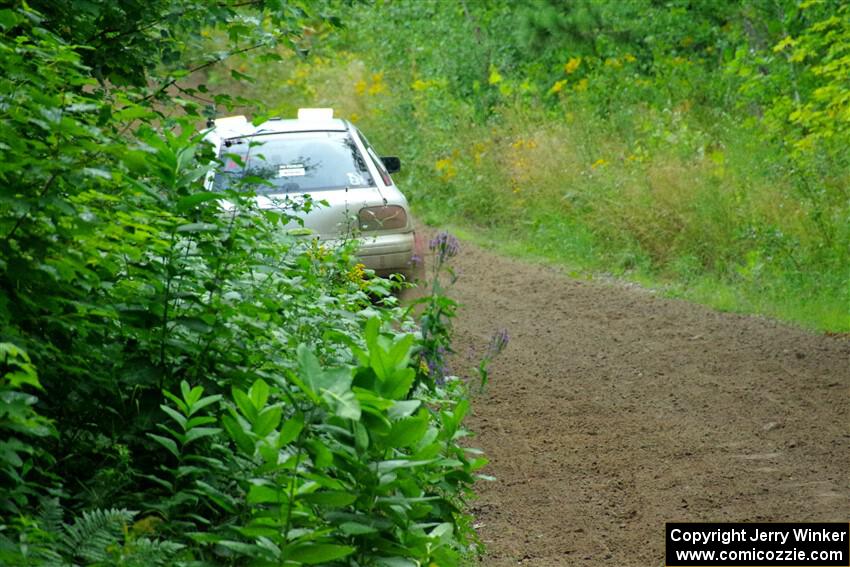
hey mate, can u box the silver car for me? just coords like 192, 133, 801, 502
205, 109, 416, 277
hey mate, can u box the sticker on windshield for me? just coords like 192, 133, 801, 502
278, 164, 306, 177
347, 172, 365, 186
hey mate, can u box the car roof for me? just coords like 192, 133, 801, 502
210, 111, 349, 142
255, 118, 348, 134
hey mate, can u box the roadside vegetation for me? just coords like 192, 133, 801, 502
0, 2, 494, 565
224, 0, 850, 331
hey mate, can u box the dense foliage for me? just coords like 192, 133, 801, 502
0, 2, 492, 565
232, 0, 850, 330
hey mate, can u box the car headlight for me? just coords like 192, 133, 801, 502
358, 205, 407, 231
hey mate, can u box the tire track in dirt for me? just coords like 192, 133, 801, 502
439, 233, 850, 566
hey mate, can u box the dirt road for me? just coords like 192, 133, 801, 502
440, 234, 850, 566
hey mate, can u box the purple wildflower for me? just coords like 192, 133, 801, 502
429, 231, 459, 263
424, 346, 450, 384
487, 328, 510, 358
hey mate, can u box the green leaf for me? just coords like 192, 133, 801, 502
176, 192, 221, 212
279, 414, 304, 445
375, 557, 419, 567
339, 521, 377, 535
381, 367, 416, 400
248, 378, 270, 411
160, 404, 187, 430
383, 411, 429, 449
221, 415, 254, 455
188, 394, 222, 416
376, 459, 435, 473
286, 543, 355, 564
162, 389, 189, 414
388, 400, 421, 420
354, 421, 369, 452
176, 222, 218, 233
321, 387, 360, 420
216, 540, 262, 558
309, 439, 333, 469
183, 426, 221, 445
429, 522, 453, 541
298, 491, 357, 507
232, 388, 258, 423
297, 344, 360, 418
247, 484, 288, 505
147, 433, 179, 459
253, 405, 282, 437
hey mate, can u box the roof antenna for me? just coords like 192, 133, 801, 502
204, 104, 216, 128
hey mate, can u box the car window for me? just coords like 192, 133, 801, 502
213, 131, 374, 192
356, 130, 392, 186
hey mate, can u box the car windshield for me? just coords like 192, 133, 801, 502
213, 131, 374, 193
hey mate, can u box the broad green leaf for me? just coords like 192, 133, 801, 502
429, 522, 453, 540
216, 540, 263, 558
375, 558, 419, 567
232, 388, 258, 422
388, 400, 421, 420
176, 222, 218, 233
160, 404, 187, 430
279, 414, 304, 445
308, 439, 333, 469
381, 367, 415, 400
376, 459, 435, 473
248, 378, 270, 411
354, 421, 369, 452
339, 521, 377, 535
247, 484, 288, 505
383, 411, 429, 449
183, 426, 221, 445
221, 415, 254, 455
321, 387, 361, 420
147, 433, 179, 459
253, 405, 282, 437
298, 491, 357, 507
286, 543, 355, 564
176, 192, 221, 212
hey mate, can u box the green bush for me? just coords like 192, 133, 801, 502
0, 3, 491, 565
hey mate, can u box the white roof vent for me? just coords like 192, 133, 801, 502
297, 108, 334, 120
213, 115, 249, 128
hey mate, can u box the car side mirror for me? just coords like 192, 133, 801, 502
381, 156, 401, 174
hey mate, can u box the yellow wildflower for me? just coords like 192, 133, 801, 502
624, 53, 637, 63
591, 158, 606, 169
548, 79, 567, 95
604, 57, 622, 69
488, 65, 503, 85
574, 78, 589, 92
347, 263, 367, 288
368, 72, 386, 95
354, 79, 367, 95
564, 57, 581, 74
435, 157, 457, 181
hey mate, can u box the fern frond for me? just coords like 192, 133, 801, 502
36, 497, 64, 534
122, 537, 185, 566
60, 508, 136, 563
